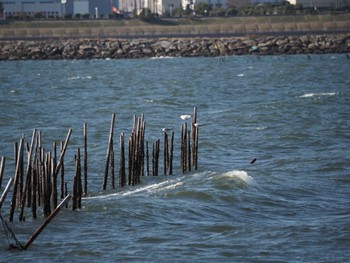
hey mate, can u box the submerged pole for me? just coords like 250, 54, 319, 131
23, 194, 72, 250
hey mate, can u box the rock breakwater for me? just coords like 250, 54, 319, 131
0, 34, 349, 60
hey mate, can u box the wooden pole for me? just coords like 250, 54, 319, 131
155, 139, 160, 176
0, 156, 5, 190
73, 148, 82, 210
60, 141, 65, 199
163, 132, 168, 175
192, 107, 197, 167
23, 194, 72, 250
103, 113, 115, 190
31, 160, 38, 219
43, 152, 52, 217
19, 129, 36, 221
128, 135, 132, 184
54, 128, 72, 177
140, 115, 145, 177
0, 178, 13, 209
169, 131, 174, 175
119, 133, 126, 187
187, 130, 191, 172
83, 122, 88, 197
146, 141, 149, 176
110, 148, 115, 189
51, 141, 57, 210
195, 126, 199, 170
9, 138, 24, 222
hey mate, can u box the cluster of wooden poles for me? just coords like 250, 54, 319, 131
0, 107, 200, 249
0, 128, 75, 223
101, 107, 199, 190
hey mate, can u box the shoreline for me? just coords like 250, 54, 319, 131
1, 34, 349, 60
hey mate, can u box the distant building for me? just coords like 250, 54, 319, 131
0, 0, 119, 18
1, 0, 62, 18
117, 0, 182, 16
182, 0, 227, 11
287, 0, 346, 7
64, 0, 117, 18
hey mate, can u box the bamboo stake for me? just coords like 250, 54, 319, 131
169, 131, 174, 175
140, 115, 145, 177
60, 141, 65, 199
155, 139, 160, 176
187, 130, 191, 172
192, 107, 197, 167
119, 133, 126, 187
31, 160, 38, 219
54, 128, 72, 177
9, 138, 24, 222
19, 129, 36, 221
152, 142, 155, 176
128, 135, 132, 185
51, 157, 58, 210
103, 113, 115, 190
19, 138, 24, 205
43, 152, 52, 217
38, 148, 44, 208
64, 182, 68, 209
0, 156, 5, 190
23, 194, 72, 250
146, 141, 149, 176
0, 178, 13, 209
73, 148, 82, 210
163, 132, 168, 175
110, 148, 115, 189
195, 126, 199, 170
51, 141, 57, 209
83, 122, 88, 197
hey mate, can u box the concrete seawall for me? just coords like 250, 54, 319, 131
0, 34, 349, 60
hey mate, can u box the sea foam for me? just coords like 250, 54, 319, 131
300, 92, 336, 98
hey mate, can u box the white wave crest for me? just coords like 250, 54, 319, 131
85, 179, 183, 200
300, 92, 336, 98
67, 75, 92, 80
217, 170, 258, 187
150, 56, 174, 59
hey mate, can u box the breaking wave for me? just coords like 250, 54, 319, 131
300, 92, 336, 98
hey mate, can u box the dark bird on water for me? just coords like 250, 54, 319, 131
250, 158, 257, 164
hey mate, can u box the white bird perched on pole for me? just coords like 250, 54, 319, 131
162, 128, 173, 133
194, 123, 206, 127
180, 114, 191, 120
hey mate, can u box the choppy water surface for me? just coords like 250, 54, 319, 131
0, 55, 349, 262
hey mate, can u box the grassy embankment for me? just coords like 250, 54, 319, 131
0, 14, 349, 39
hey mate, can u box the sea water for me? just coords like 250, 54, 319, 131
0, 55, 349, 262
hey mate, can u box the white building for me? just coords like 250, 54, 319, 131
288, 0, 343, 7
182, 0, 226, 10
1, 0, 116, 19
118, 0, 181, 15
2, 0, 63, 18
